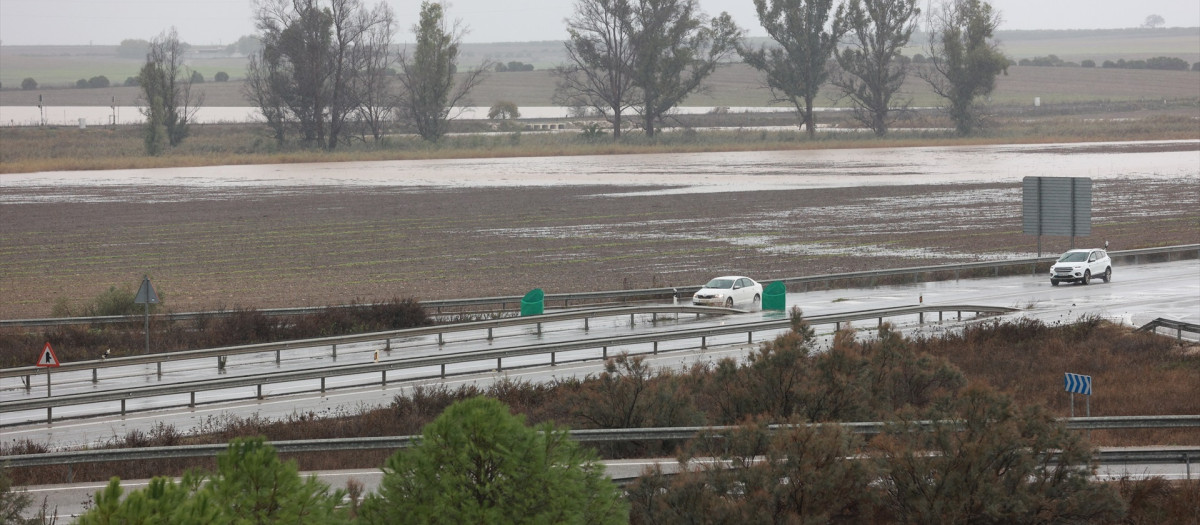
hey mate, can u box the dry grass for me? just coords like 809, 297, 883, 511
3, 318, 1194, 488
1, 106, 1197, 175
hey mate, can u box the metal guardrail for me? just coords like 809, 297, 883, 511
1136, 318, 1200, 341
5, 244, 1194, 329
0, 305, 733, 380
0, 304, 1015, 422
2, 416, 1196, 469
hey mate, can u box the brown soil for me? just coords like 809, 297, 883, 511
1, 175, 1196, 320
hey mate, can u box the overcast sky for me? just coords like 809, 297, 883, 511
0, 0, 1196, 46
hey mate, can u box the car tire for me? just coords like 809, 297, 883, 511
753, 293, 761, 303
725, 297, 733, 308
1051, 279, 1060, 286
1082, 270, 1090, 285
1102, 267, 1111, 283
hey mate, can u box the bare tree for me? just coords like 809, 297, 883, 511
139, 27, 202, 154
352, 3, 398, 141
1142, 14, 1165, 29
625, 0, 741, 137
243, 51, 290, 145
831, 0, 920, 136
395, 1, 491, 143
918, 0, 1008, 135
738, 0, 847, 138
247, 0, 394, 149
555, 0, 637, 139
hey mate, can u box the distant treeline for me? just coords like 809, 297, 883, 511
1016, 54, 1196, 70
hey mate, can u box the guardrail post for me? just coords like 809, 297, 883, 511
93, 368, 98, 383
957, 311, 962, 321
438, 333, 444, 345
385, 339, 391, 352
584, 317, 589, 331
189, 392, 195, 408
1187, 453, 1192, 480
121, 399, 126, 415
653, 313, 657, 323
46, 407, 52, 424
919, 312, 924, 324
331, 345, 337, 359
488, 328, 493, 340
382, 371, 387, 386
551, 352, 556, 366
320, 377, 326, 393
157, 362, 162, 378
1178, 327, 1183, 341
257, 384, 263, 400
440, 364, 446, 378
276, 350, 281, 364
939, 311, 944, 323
603, 346, 607, 359
218, 356, 227, 371
748, 331, 753, 344
497, 357, 502, 371
537, 322, 542, 335
701, 336, 707, 349
630, 313, 635, 326
24, 374, 30, 390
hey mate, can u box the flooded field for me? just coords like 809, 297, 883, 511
1, 140, 1197, 318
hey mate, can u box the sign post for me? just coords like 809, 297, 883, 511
1023, 177, 1092, 257
134, 275, 159, 355
1064, 372, 1092, 417
36, 342, 61, 398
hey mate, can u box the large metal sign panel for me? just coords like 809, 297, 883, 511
1022, 176, 1091, 237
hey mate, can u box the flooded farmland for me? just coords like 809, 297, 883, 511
1, 140, 1196, 318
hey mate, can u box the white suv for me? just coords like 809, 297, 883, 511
1050, 248, 1111, 286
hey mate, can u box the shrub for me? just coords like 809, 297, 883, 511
214, 71, 229, 82
190, 71, 204, 83
87, 75, 110, 88
487, 101, 519, 120
1081, 59, 1095, 68
124, 76, 138, 87
21, 77, 37, 90
76, 78, 88, 88
1145, 56, 1188, 70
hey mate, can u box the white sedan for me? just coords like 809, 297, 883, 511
692, 276, 763, 308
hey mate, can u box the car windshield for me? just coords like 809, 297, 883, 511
704, 279, 734, 289
1057, 252, 1089, 262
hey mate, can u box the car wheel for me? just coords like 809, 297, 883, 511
1081, 270, 1090, 285
724, 297, 734, 308
1102, 267, 1111, 283
753, 293, 761, 303
1051, 279, 1060, 286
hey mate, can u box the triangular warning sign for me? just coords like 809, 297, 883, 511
134, 276, 159, 305
37, 342, 61, 367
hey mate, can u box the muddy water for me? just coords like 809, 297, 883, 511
2, 140, 1196, 203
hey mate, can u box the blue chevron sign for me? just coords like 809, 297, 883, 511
1064, 373, 1092, 395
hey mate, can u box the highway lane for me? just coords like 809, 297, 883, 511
17, 452, 1198, 520
1, 259, 1196, 449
